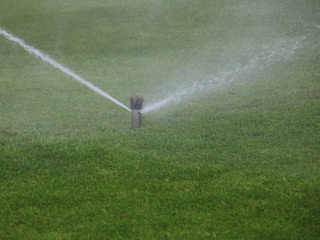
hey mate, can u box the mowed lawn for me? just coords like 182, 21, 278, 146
0, 0, 319, 239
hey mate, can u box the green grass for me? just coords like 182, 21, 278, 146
1, 0, 320, 239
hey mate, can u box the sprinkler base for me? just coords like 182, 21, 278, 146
131, 110, 142, 129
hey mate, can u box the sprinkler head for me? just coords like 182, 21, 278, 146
130, 96, 144, 129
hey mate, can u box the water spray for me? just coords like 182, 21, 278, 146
130, 96, 144, 129
0, 28, 130, 112
142, 36, 306, 114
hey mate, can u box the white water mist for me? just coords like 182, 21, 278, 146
0, 29, 131, 112
142, 36, 306, 114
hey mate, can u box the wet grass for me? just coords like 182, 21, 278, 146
1, 0, 320, 239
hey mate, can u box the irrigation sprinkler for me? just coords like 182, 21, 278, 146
130, 96, 144, 129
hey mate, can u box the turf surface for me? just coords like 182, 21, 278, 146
1, 0, 319, 239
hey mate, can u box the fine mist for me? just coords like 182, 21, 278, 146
136, 0, 319, 114
142, 36, 305, 114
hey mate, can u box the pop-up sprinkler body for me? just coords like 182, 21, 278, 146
130, 96, 144, 129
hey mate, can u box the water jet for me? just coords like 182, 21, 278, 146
0, 29, 131, 112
